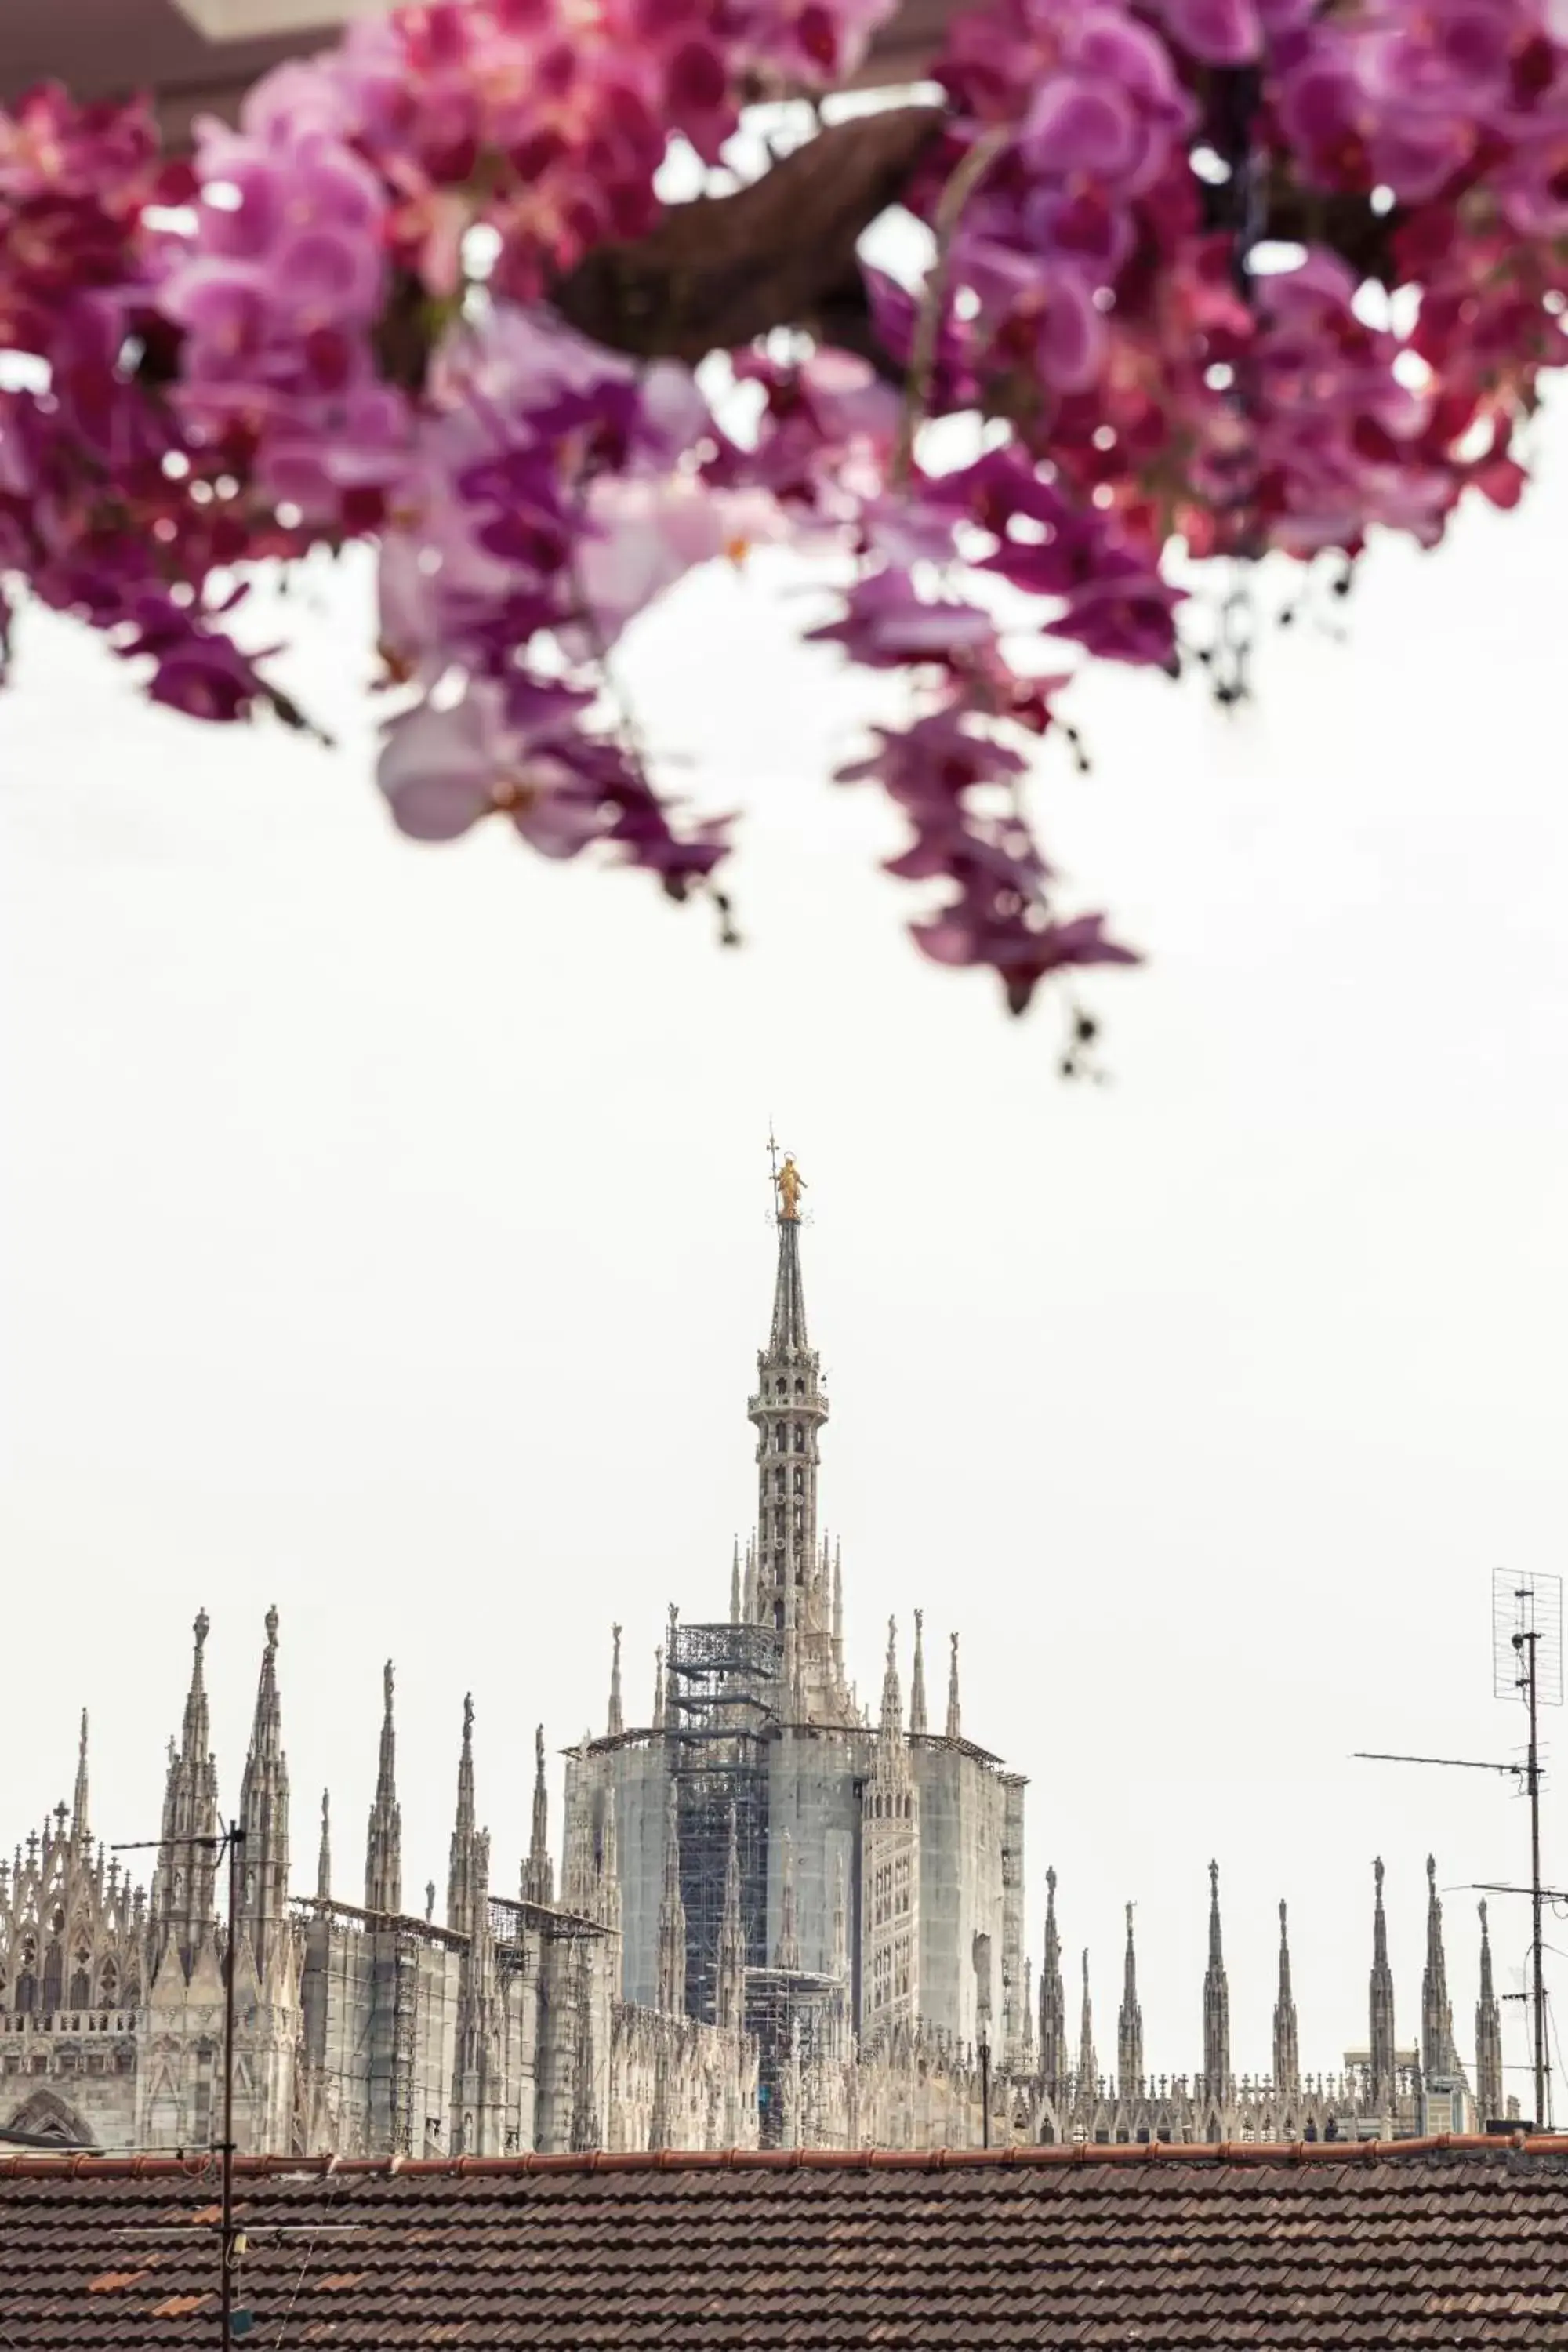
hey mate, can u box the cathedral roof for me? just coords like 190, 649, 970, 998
2, 2136, 1565, 2347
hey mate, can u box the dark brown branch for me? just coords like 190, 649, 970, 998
550, 103, 946, 365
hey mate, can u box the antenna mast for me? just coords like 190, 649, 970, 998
1353, 1565, 1562, 2133
1494, 1568, 1562, 2130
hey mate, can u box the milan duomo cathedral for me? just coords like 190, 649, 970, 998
0, 1165, 1517, 2156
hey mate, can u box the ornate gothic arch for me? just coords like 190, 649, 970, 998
2, 2089, 95, 2147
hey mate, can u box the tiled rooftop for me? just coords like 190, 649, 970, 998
2, 2135, 1566, 2348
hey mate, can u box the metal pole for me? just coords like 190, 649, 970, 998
1524, 1633, 1548, 2129
220, 1825, 245, 2349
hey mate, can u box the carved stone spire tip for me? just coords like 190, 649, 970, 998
194, 1608, 210, 1650
264, 1605, 278, 1648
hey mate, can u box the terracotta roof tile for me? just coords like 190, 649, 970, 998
3, 2136, 1568, 2349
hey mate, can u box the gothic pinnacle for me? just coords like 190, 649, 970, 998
238, 1606, 290, 1983
72, 1708, 89, 1849
1370, 1855, 1396, 2108
909, 1611, 928, 1736
365, 1660, 401, 1917
1476, 1897, 1504, 2123
880, 1616, 902, 1734
318, 1789, 332, 1902
1202, 1860, 1231, 2100
608, 1624, 624, 1738
1040, 1865, 1066, 2104
731, 1537, 742, 1625
1077, 1947, 1097, 2096
946, 1632, 961, 1742
1273, 1898, 1300, 2099
447, 1693, 481, 1936
1118, 1901, 1143, 2093
523, 1724, 554, 1907
1421, 1852, 1455, 2080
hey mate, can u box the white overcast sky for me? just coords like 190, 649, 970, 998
3, 233, 1567, 2107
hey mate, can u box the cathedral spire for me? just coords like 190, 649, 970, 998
317, 1790, 332, 1902
523, 1726, 554, 1907
1421, 1853, 1456, 2079
1370, 1856, 1396, 2108
945, 1633, 962, 1742
238, 1607, 290, 1982
365, 1661, 402, 1917
775, 1831, 801, 1970
71, 1710, 89, 1851
1202, 1860, 1231, 2100
749, 1148, 843, 1723
730, 1538, 742, 1625
1076, 1949, 1097, 2100
909, 1612, 928, 1737
656, 1782, 686, 2015
607, 1624, 624, 1738
152, 1609, 220, 1971
652, 1645, 665, 1732
1273, 1899, 1300, 2099
446, 1695, 481, 1937
1040, 1867, 1066, 2104
1117, 1903, 1142, 2094
1475, 1899, 1504, 2124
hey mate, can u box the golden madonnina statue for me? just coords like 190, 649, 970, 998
775, 1155, 805, 1223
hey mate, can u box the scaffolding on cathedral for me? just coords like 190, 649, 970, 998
664, 1621, 779, 2026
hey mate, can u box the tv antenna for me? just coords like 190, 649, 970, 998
1353, 1567, 1560, 2130
1490, 1569, 1561, 2132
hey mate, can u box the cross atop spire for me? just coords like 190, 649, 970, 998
365, 1661, 401, 1917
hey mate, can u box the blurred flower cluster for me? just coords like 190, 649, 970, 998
2, 0, 1565, 1010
